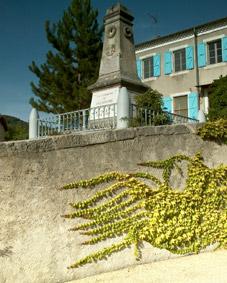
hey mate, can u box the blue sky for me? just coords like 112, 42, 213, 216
0, 0, 226, 121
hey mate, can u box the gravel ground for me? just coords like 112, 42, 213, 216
67, 250, 227, 283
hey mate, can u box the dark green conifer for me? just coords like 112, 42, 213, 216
29, 0, 102, 113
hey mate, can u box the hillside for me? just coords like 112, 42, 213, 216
3, 115, 28, 141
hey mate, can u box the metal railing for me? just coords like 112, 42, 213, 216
164, 111, 199, 124
37, 104, 198, 138
130, 104, 198, 127
38, 104, 117, 138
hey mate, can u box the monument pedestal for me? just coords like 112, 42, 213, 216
90, 86, 120, 109
88, 3, 148, 126
89, 87, 119, 129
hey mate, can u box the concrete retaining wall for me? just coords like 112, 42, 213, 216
68, 250, 227, 283
0, 125, 226, 283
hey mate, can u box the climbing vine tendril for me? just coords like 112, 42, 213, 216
59, 153, 227, 269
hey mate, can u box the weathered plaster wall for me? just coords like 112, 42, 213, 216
0, 125, 226, 283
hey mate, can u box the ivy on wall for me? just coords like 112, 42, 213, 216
59, 153, 227, 269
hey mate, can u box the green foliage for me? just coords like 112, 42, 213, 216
208, 75, 227, 121
4, 115, 28, 141
197, 119, 227, 144
131, 89, 168, 126
29, 0, 103, 113
60, 154, 227, 269
135, 88, 163, 111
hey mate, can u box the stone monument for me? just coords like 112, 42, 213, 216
89, 3, 148, 124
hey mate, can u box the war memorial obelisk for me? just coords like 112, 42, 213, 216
89, 4, 148, 119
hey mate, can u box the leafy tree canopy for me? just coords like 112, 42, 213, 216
29, 0, 103, 114
131, 88, 166, 126
208, 75, 227, 121
135, 88, 163, 111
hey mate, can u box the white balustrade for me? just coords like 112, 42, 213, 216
34, 104, 117, 138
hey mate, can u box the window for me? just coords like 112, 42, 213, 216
143, 57, 153, 79
174, 95, 188, 117
208, 39, 222, 64
173, 48, 186, 72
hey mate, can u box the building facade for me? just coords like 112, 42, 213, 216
135, 17, 227, 119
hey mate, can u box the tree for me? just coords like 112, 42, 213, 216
3, 115, 28, 141
208, 75, 227, 121
131, 88, 167, 126
135, 88, 163, 111
29, 0, 103, 114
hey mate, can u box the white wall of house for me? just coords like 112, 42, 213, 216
135, 18, 227, 118
136, 27, 227, 95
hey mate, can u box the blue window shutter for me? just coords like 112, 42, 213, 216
153, 54, 161, 77
186, 46, 194, 70
136, 59, 142, 79
162, 96, 173, 112
222, 36, 227, 62
188, 92, 198, 119
197, 43, 206, 67
164, 51, 172, 75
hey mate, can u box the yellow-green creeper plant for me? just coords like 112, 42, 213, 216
197, 119, 227, 143
59, 153, 227, 269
